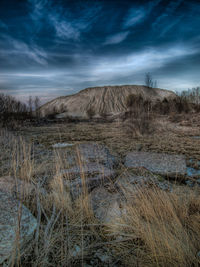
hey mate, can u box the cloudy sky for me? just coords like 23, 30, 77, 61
0, 0, 200, 103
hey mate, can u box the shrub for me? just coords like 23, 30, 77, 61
86, 107, 95, 119
124, 94, 154, 136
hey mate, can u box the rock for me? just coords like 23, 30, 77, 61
61, 162, 115, 179
89, 187, 121, 223
0, 190, 37, 265
157, 181, 172, 191
76, 143, 118, 168
185, 180, 194, 187
0, 176, 34, 198
116, 172, 172, 195
94, 248, 113, 264
58, 163, 116, 198
125, 152, 187, 177
55, 143, 118, 198
71, 245, 81, 258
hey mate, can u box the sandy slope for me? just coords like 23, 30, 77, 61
39, 85, 176, 118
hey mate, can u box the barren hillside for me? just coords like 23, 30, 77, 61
39, 85, 176, 118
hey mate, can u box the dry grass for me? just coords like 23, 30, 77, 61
108, 185, 200, 267
0, 129, 200, 266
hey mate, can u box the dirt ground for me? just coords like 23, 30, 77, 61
15, 114, 200, 162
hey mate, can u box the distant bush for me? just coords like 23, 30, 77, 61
124, 91, 197, 136
86, 107, 95, 119
124, 94, 154, 136
177, 87, 200, 105
152, 96, 191, 115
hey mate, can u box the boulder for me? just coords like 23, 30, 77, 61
0, 176, 34, 198
55, 143, 118, 169
89, 187, 121, 223
61, 162, 115, 179
125, 152, 187, 177
76, 143, 118, 168
0, 190, 37, 265
58, 163, 116, 198
115, 171, 172, 195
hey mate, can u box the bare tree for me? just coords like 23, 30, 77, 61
177, 87, 200, 105
34, 96, 41, 117
145, 72, 157, 88
28, 96, 33, 115
0, 93, 28, 114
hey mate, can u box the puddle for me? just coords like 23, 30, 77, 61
188, 159, 200, 166
191, 136, 200, 139
187, 167, 200, 177
52, 143, 74, 148
187, 159, 200, 177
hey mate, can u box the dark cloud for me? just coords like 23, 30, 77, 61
0, 0, 200, 102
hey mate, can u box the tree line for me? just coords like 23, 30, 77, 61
0, 94, 41, 115
177, 87, 200, 105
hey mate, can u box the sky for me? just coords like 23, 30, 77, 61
0, 0, 200, 103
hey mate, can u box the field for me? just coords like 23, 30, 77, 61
0, 113, 200, 266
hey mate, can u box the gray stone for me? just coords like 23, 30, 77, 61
64, 174, 114, 199
125, 152, 187, 177
0, 176, 34, 198
94, 249, 112, 263
90, 187, 121, 223
61, 162, 115, 179
0, 190, 37, 265
116, 172, 172, 195
71, 245, 81, 258
185, 180, 194, 187
55, 143, 118, 198
59, 163, 116, 198
76, 143, 118, 168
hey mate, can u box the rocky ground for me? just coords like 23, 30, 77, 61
0, 114, 200, 266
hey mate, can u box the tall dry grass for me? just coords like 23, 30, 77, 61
0, 129, 200, 266
108, 185, 200, 267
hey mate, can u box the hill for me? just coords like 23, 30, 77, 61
39, 85, 176, 118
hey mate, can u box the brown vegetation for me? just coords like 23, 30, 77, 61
1, 87, 200, 265
109, 186, 200, 267
123, 87, 200, 137
0, 130, 200, 266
